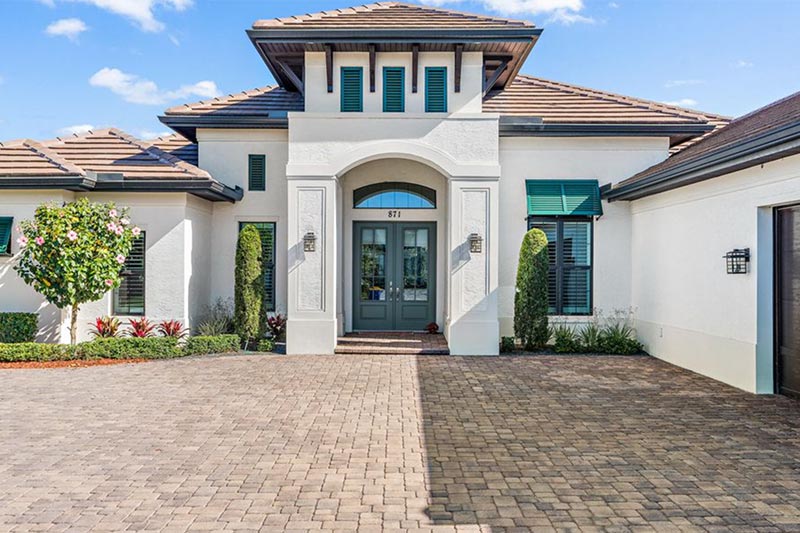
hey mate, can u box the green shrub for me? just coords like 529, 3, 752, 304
197, 298, 234, 336
183, 335, 240, 356
577, 322, 602, 353
77, 337, 180, 359
552, 323, 580, 354
0, 343, 77, 362
499, 336, 515, 354
514, 228, 550, 350
257, 338, 275, 353
0, 313, 38, 343
596, 310, 644, 355
234, 225, 263, 347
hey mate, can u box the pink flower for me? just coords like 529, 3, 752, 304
104, 279, 114, 287
115, 226, 123, 236
107, 222, 117, 232
17, 236, 28, 247
131, 227, 141, 236
109, 209, 118, 218
67, 230, 78, 241
116, 254, 125, 264
119, 218, 130, 226
34, 236, 45, 246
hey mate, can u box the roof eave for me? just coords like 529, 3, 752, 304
159, 114, 290, 143
247, 27, 541, 43
498, 118, 714, 142
606, 121, 800, 201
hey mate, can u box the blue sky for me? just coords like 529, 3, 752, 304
0, 0, 798, 141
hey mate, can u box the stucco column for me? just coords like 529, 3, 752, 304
286, 176, 338, 354
446, 178, 500, 355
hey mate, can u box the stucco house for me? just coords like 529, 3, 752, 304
0, 2, 798, 397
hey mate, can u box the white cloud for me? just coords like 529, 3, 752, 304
45, 18, 88, 40
662, 98, 698, 108
46, 0, 192, 33
416, 0, 594, 24
89, 67, 220, 105
665, 79, 705, 88
139, 130, 172, 140
57, 124, 94, 136
733, 60, 754, 69
608, 1, 619, 7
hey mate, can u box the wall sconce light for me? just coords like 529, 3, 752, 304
724, 248, 750, 274
468, 233, 483, 254
303, 232, 317, 253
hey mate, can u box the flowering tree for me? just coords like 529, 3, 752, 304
14, 199, 140, 345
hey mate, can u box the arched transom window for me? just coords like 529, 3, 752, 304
353, 182, 436, 209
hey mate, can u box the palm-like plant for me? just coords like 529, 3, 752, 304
90, 316, 121, 338
157, 319, 188, 340
127, 317, 156, 338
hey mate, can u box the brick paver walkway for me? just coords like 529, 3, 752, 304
1, 354, 799, 532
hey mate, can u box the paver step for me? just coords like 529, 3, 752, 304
335, 332, 449, 355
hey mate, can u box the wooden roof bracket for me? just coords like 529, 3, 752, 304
454, 44, 463, 93
412, 44, 420, 93
325, 44, 334, 93
369, 45, 377, 92
483, 57, 510, 97
275, 58, 304, 96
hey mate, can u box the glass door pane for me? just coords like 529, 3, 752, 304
360, 228, 387, 302
402, 228, 429, 302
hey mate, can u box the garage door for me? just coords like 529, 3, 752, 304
777, 205, 800, 397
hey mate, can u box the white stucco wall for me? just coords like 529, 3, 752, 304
304, 51, 484, 114
629, 152, 800, 393
0, 191, 207, 342
198, 129, 290, 313
497, 136, 670, 335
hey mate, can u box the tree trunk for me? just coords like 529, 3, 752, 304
70, 303, 79, 345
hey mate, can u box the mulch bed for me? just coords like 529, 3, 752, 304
0, 359, 150, 370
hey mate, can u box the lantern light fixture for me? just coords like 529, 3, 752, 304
724, 248, 749, 274
468, 233, 483, 254
303, 232, 317, 253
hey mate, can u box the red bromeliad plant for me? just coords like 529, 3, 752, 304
157, 319, 188, 340
265, 312, 287, 341
127, 317, 156, 338
90, 316, 121, 338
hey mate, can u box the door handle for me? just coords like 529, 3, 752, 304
388, 281, 393, 301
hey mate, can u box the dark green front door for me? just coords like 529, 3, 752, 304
354, 222, 436, 331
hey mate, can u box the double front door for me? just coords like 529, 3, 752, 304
777, 205, 800, 397
354, 222, 436, 331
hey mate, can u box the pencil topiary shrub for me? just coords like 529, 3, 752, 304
514, 228, 550, 351
234, 225, 263, 348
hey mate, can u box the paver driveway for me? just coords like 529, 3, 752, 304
1, 354, 800, 532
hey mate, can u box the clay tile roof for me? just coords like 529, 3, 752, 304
38, 128, 211, 181
0, 139, 84, 177
163, 86, 304, 116
615, 90, 800, 192
150, 133, 198, 166
253, 1, 534, 29
484, 75, 730, 127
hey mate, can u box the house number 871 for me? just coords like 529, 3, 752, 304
387, 210, 401, 218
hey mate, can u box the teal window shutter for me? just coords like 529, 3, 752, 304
341, 67, 364, 112
248, 154, 266, 191
383, 67, 405, 112
425, 67, 447, 113
113, 232, 146, 315
0, 217, 12, 255
526, 180, 603, 216
239, 222, 276, 312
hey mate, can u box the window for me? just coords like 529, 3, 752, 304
354, 182, 436, 209
0, 217, 12, 255
425, 67, 447, 113
248, 154, 266, 191
528, 217, 592, 315
383, 67, 405, 112
113, 232, 145, 315
340, 67, 363, 112
239, 222, 276, 312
